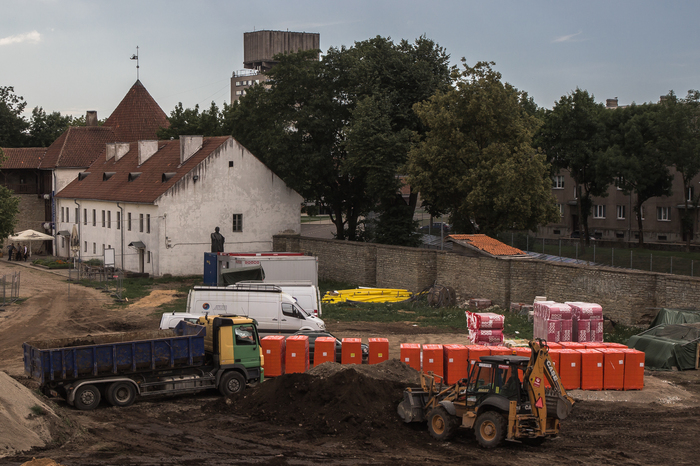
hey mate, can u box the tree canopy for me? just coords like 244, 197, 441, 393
406, 61, 559, 235
0, 148, 20, 246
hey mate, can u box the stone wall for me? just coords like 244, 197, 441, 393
274, 235, 700, 326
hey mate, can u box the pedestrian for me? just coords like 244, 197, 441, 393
23, 244, 28, 262
7, 243, 14, 261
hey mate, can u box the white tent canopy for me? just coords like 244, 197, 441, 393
9, 229, 54, 242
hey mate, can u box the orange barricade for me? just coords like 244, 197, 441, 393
512, 347, 531, 358
444, 344, 469, 384
368, 338, 389, 365
583, 342, 606, 349
489, 346, 512, 356
599, 348, 625, 390
578, 349, 604, 390
559, 341, 586, 350
546, 348, 562, 388
261, 335, 285, 377
285, 335, 309, 374
400, 343, 421, 371
546, 341, 563, 349
422, 344, 444, 378
341, 338, 363, 365
558, 349, 581, 390
621, 348, 645, 390
601, 342, 628, 348
314, 336, 336, 367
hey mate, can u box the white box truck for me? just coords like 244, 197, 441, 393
219, 254, 318, 286
235, 280, 322, 317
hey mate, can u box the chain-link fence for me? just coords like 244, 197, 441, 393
0, 271, 21, 307
496, 232, 700, 277
69, 266, 125, 301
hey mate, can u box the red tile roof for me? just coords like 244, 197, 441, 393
447, 234, 526, 256
55, 137, 230, 204
39, 126, 117, 169
1, 147, 46, 169
104, 80, 169, 143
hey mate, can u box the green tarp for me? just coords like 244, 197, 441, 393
649, 308, 700, 327
628, 323, 700, 371
220, 266, 265, 285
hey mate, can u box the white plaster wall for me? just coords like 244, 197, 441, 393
54, 169, 83, 193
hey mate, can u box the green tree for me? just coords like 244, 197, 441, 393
26, 106, 73, 147
157, 101, 230, 139
537, 89, 610, 246
0, 86, 29, 147
406, 61, 559, 235
605, 103, 672, 246
0, 148, 21, 246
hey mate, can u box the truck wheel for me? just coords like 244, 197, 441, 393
474, 411, 507, 448
427, 406, 459, 441
74, 384, 101, 411
106, 382, 136, 407
219, 371, 245, 396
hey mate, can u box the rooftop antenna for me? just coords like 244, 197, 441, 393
130, 46, 140, 80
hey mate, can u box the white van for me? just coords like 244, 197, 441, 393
234, 280, 322, 317
174, 285, 325, 335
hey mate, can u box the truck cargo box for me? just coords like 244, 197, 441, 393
23, 322, 206, 386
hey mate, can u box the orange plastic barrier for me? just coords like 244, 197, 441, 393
598, 348, 625, 390
466, 345, 490, 368
621, 348, 645, 390
261, 335, 285, 377
546, 348, 562, 388
559, 341, 586, 350
558, 349, 581, 390
489, 346, 512, 356
314, 336, 336, 367
422, 344, 444, 378
512, 347, 531, 358
444, 344, 469, 384
583, 342, 606, 349
341, 338, 363, 365
400, 343, 421, 371
368, 338, 389, 365
546, 341, 563, 349
285, 335, 309, 374
578, 349, 604, 390
600, 342, 628, 348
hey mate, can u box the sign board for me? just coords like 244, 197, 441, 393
104, 248, 116, 268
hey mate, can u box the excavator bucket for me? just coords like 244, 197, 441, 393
397, 389, 428, 423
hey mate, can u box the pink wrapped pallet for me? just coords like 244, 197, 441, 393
566, 302, 603, 342
469, 329, 504, 344
566, 302, 603, 320
576, 319, 591, 343
465, 311, 505, 330
590, 318, 604, 342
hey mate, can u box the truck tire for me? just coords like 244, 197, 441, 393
106, 382, 136, 407
426, 406, 459, 441
74, 384, 101, 411
474, 411, 507, 448
219, 371, 245, 396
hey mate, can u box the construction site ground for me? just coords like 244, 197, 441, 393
1, 259, 699, 465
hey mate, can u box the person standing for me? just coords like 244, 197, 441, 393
7, 243, 14, 261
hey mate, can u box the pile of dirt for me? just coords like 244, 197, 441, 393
215, 360, 421, 440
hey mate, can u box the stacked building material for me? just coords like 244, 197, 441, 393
400, 343, 421, 371
314, 337, 336, 367
466, 311, 505, 345
341, 338, 363, 365
261, 335, 286, 377
422, 344, 444, 378
368, 338, 389, 365
566, 302, 604, 343
533, 302, 572, 342
468, 298, 493, 310
285, 335, 310, 374
444, 344, 469, 384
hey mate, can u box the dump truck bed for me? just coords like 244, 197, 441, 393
23, 322, 206, 386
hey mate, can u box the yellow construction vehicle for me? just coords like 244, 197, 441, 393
397, 339, 574, 448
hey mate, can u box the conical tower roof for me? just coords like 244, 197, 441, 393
104, 80, 170, 142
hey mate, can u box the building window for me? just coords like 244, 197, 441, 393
92, 209, 96, 226
553, 175, 564, 189
558, 204, 564, 217
75, 208, 79, 224
657, 206, 670, 221
235, 81, 242, 86
147, 214, 150, 233
616, 205, 626, 220
146, 250, 150, 263
93, 243, 96, 254
139, 214, 144, 232
688, 186, 695, 202
232, 214, 243, 232
61, 236, 64, 248
84, 208, 87, 225
102, 244, 105, 253
60, 207, 64, 223
593, 205, 606, 219
117, 211, 121, 230
615, 176, 625, 190
128, 212, 132, 231
84, 241, 87, 252
573, 187, 578, 199
102, 210, 105, 227
107, 211, 111, 228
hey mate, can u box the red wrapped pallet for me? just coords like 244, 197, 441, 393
285, 335, 309, 374
578, 349, 604, 390
314, 336, 336, 367
544, 319, 562, 342
341, 338, 363, 365
621, 348, 645, 390
469, 329, 504, 344
422, 344, 444, 378
599, 348, 625, 390
590, 318, 604, 342
444, 344, 469, 384
400, 343, 421, 371
466, 311, 505, 329
368, 338, 389, 365
560, 320, 573, 342
558, 349, 581, 390
261, 335, 286, 377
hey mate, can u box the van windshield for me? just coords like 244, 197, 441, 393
296, 304, 311, 317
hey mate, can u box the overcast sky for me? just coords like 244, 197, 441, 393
2, 0, 700, 119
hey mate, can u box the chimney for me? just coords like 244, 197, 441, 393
86, 110, 98, 126
180, 136, 203, 165
114, 142, 131, 162
606, 98, 618, 109
138, 140, 159, 165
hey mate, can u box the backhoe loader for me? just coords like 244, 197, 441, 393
397, 339, 574, 448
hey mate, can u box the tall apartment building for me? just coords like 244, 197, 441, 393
231, 30, 320, 102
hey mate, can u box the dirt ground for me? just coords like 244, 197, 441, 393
1, 259, 700, 465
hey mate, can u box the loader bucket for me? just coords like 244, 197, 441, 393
397, 389, 427, 423
546, 395, 573, 420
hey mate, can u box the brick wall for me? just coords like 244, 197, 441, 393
274, 235, 700, 326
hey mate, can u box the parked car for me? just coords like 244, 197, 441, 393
289, 330, 369, 364
418, 222, 450, 234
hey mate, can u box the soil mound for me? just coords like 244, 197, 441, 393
219, 361, 420, 440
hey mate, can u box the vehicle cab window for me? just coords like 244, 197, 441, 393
282, 303, 306, 319
234, 325, 256, 345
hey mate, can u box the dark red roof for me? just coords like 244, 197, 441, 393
1, 147, 46, 169
39, 126, 117, 169
55, 137, 230, 203
103, 80, 170, 143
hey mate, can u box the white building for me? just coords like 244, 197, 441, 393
54, 136, 302, 276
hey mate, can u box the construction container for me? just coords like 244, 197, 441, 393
313, 336, 336, 367
422, 344, 444, 378
466, 345, 490, 371
489, 346, 512, 356
546, 348, 562, 388
558, 349, 582, 390
368, 338, 389, 365
546, 341, 564, 349
583, 342, 606, 349
578, 349, 604, 390
444, 344, 469, 384
599, 348, 625, 390
261, 335, 286, 377
400, 343, 421, 371
341, 338, 363, 365
285, 335, 309, 374
559, 341, 586, 350
621, 348, 645, 390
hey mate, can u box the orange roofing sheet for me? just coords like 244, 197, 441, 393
448, 234, 525, 256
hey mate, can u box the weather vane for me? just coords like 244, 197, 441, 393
130, 46, 139, 80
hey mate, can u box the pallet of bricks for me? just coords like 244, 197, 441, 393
466, 309, 505, 346
533, 300, 603, 343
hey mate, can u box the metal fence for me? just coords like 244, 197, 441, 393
496, 233, 700, 277
0, 271, 21, 307
68, 266, 125, 301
